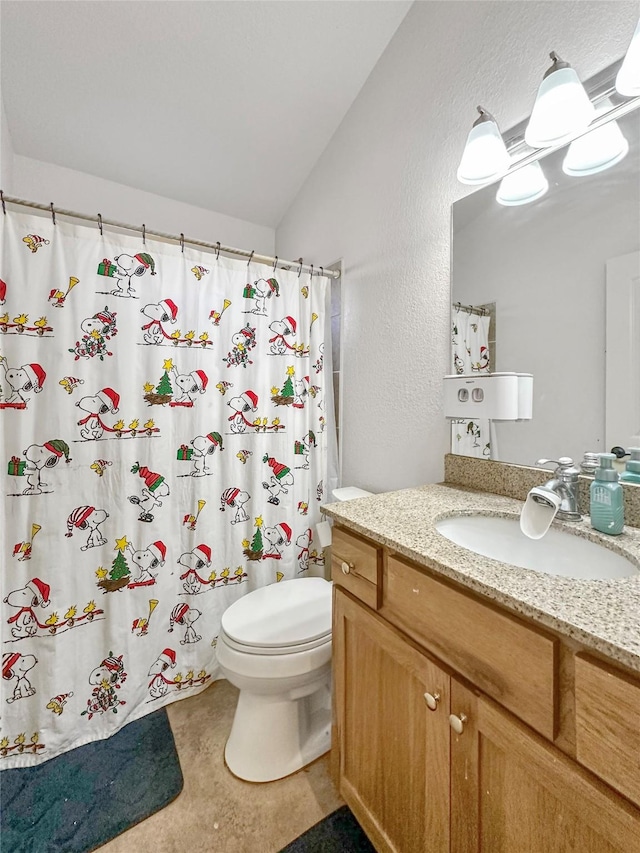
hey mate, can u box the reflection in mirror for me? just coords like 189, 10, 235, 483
451, 104, 640, 468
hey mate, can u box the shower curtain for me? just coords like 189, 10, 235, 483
0, 210, 335, 767
450, 309, 491, 458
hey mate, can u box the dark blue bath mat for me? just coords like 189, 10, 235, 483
279, 805, 375, 852
0, 709, 183, 853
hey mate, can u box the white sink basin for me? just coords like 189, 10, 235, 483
435, 515, 638, 580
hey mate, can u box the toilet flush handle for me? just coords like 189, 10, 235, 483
341, 560, 354, 575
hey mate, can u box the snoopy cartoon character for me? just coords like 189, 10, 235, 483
262, 455, 294, 506
110, 252, 156, 298
129, 463, 170, 522
293, 376, 310, 409
83, 653, 126, 717
148, 648, 176, 699
220, 487, 250, 524
75, 387, 120, 440
20, 439, 71, 495
168, 603, 202, 645
0, 359, 46, 409
3, 652, 38, 704
262, 522, 292, 560
296, 528, 312, 572
245, 277, 279, 315
140, 299, 178, 344
4, 577, 50, 639
171, 366, 208, 406
227, 390, 258, 433
65, 506, 109, 550
178, 544, 212, 595
127, 540, 166, 585
189, 432, 224, 477
268, 316, 297, 354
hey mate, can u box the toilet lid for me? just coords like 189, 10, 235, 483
221, 578, 332, 649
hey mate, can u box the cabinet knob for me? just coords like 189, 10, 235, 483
424, 692, 441, 711
341, 560, 354, 575
449, 713, 467, 735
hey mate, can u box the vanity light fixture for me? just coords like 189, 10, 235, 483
496, 161, 549, 206
562, 118, 629, 177
524, 52, 596, 149
616, 17, 640, 95
456, 106, 511, 185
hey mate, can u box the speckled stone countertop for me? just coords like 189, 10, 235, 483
322, 484, 640, 674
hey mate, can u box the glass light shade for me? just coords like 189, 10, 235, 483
457, 117, 511, 185
496, 161, 549, 206
562, 120, 629, 176
616, 18, 640, 96
525, 65, 596, 148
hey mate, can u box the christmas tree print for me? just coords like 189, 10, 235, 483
271, 365, 295, 406
97, 536, 132, 593
156, 371, 172, 395
243, 517, 264, 561
144, 360, 174, 406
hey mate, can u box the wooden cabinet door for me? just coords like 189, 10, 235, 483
333, 588, 450, 853
450, 681, 640, 853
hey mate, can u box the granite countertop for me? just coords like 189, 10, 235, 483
322, 483, 640, 673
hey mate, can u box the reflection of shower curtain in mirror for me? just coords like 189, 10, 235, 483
0, 211, 335, 767
450, 310, 491, 458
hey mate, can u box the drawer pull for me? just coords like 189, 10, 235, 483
424, 692, 441, 711
341, 560, 354, 575
449, 713, 467, 735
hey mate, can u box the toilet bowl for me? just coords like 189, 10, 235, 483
217, 577, 333, 782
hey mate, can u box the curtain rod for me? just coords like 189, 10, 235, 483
0, 193, 340, 280
453, 301, 488, 317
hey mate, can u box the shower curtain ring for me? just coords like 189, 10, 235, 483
180, 233, 185, 253
0, 190, 5, 215
97, 213, 103, 236
215, 241, 220, 261
273, 256, 278, 272
310, 264, 314, 279
297, 258, 303, 278
320, 266, 324, 279
50, 203, 56, 225
142, 224, 146, 245
247, 250, 254, 266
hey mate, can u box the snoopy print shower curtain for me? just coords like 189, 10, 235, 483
0, 210, 333, 767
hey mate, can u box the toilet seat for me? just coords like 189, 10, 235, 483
220, 577, 332, 654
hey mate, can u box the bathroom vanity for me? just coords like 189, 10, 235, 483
323, 484, 640, 853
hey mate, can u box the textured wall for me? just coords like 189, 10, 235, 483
10, 155, 275, 255
276, 0, 639, 493
1, 96, 13, 192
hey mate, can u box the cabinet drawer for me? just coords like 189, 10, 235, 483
575, 654, 640, 809
331, 527, 380, 610
382, 556, 558, 739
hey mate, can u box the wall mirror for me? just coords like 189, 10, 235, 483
451, 63, 640, 468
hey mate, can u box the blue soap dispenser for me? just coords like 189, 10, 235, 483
590, 453, 624, 535
620, 447, 640, 484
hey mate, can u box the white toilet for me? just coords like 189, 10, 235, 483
217, 577, 333, 782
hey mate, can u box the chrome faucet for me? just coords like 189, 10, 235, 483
535, 457, 581, 521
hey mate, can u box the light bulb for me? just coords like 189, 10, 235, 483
496, 161, 549, 206
525, 52, 596, 148
616, 18, 640, 96
562, 120, 629, 176
457, 107, 511, 185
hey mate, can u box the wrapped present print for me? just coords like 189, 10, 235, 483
176, 444, 193, 461
97, 258, 117, 277
294, 441, 305, 455
8, 456, 26, 476
243, 284, 255, 299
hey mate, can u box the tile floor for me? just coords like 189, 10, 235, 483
99, 679, 343, 853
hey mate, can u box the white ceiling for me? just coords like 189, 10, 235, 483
1, 0, 412, 227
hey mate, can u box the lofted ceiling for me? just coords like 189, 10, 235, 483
0, 0, 412, 227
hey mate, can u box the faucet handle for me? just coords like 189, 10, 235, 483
536, 457, 574, 469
